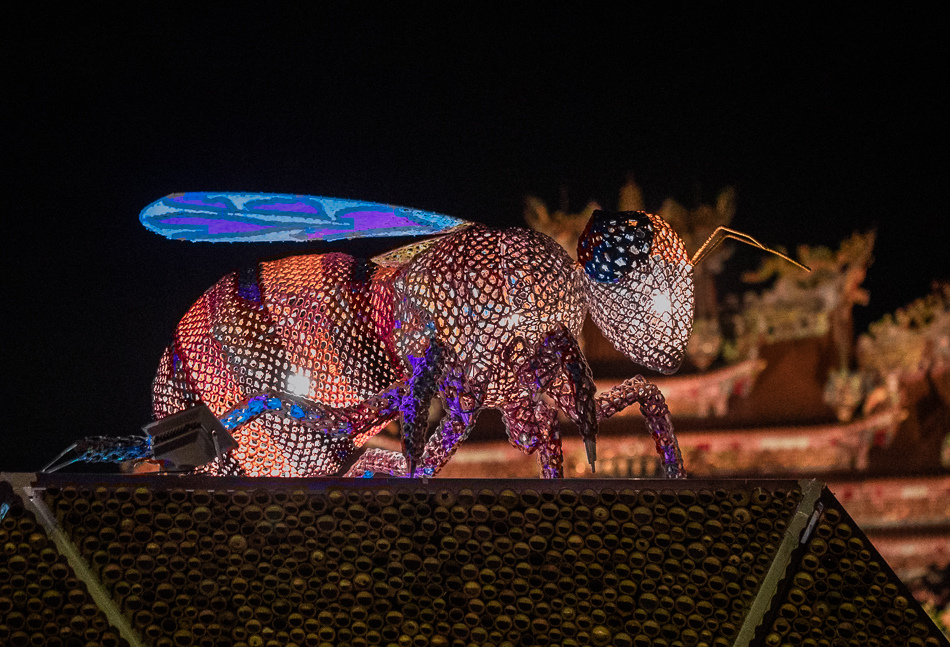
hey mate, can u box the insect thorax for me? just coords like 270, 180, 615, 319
392, 226, 587, 405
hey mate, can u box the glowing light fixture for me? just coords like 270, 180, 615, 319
652, 291, 673, 316
286, 368, 311, 396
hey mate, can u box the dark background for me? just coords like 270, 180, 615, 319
4, 6, 946, 470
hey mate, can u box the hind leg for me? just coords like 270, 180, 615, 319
343, 410, 479, 478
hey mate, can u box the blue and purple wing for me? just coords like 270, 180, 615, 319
140, 192, 470, 243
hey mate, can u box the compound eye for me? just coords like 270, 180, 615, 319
577, 210, 654, 283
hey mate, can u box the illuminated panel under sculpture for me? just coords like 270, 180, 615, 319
4, 474, 945, 646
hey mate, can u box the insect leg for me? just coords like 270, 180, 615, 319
215, 388, 405, 476
342, 448, 409, 478
515, 324, 598, 473
391, 353, 482, 477
42, 436, 151, 472
414, 409, 480, 476
341, 397, 479, 478
341, 409, 479, 479
595, 376, 687, 479
400, 335, 447, 477
220, 387, 404, 441
499, 398, 562, 478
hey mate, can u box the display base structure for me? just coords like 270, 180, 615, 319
1, 473, 946, 647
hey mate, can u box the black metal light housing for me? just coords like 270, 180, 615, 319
142, 405, 238, 471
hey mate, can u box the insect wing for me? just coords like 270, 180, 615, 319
370, 228, 475, 268
140, 192, 470, 242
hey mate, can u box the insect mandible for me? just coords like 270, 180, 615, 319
138, 191, 804, 479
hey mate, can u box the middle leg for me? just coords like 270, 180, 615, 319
505, 324, 599, 476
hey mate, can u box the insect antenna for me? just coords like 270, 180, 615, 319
691, 226, 811, 271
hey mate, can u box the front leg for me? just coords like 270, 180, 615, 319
596, 376, 687, 479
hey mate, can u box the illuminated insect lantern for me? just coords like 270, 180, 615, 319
131, 192, 802, 479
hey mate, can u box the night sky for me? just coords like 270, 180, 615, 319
5, 7, 947, 471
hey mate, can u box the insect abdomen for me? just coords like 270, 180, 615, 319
152, 253, 402, 476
